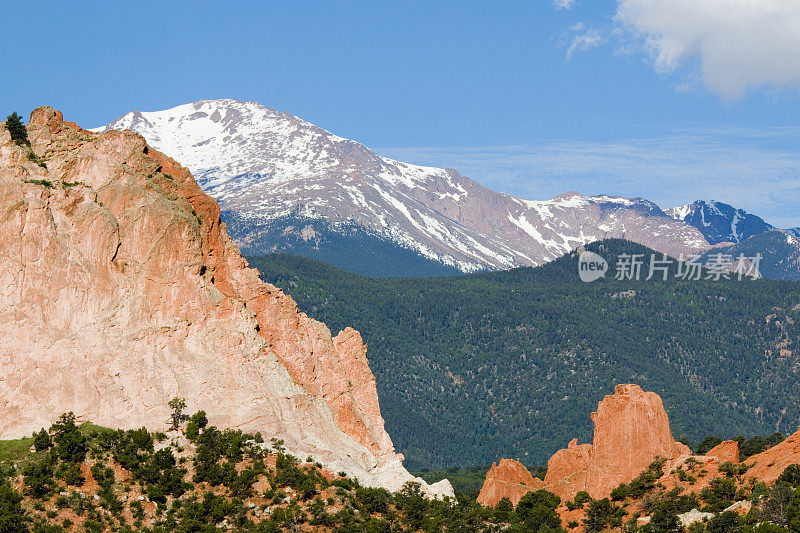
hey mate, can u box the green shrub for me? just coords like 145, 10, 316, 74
737, 433, 786, 460
611, 483, 630, 501
516, 489, 563, 532
701, 477, 736, 512
628, 457, 667, 499
0, 483, 26, 532
22, 179, 53, 188
5, 112, 29, 145
644, 503, 682, 533
778, 465, 800, 488
55, 461, 84, 486
107, 428, 153, 474
493, 496, 514, 523
355, 486, 391, 514
23, 455, 56, 499
50, 413, 86, 464
394, 482, 429, 529
719, 461, 749, 478
185, 411, 208, 441
27, 152, 46, 168
33, 430, 51, 453
575, 490, 591, 506
142, 448, 189, 503
706, 510, 740, 533
584, 498, 622, 533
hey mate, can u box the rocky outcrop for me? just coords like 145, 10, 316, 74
705, 440, 739, 463
678, 509, 714, 527
584, 384, 691, 497
482, 385, 690, 505
0, 108, 452, 497
476, 459, 544, 507
745, 429, 800, 484
543, 439, 593, 501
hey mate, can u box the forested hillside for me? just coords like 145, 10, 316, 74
248, 240, 800, 471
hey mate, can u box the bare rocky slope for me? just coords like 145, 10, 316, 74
0, 107, 452, 497
96, 100, 710, 274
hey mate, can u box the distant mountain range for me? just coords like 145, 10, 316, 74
96, 99, 799, 279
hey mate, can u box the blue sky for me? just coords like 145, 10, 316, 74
2, 1, 799, 226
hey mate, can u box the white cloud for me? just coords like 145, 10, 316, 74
554, 0, 576, 9
567, 27, 604, 59
614, 0, 800, 99
379, 128, 800, 228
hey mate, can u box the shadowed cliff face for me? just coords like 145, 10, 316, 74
0, 107, 452, 496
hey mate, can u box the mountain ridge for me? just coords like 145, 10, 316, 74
97, 99, 710, 274
666, 199, 775, 245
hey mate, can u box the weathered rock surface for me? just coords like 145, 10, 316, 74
482, 384, 690, 504
584, 384, 690, 497
0, 108, 452, 497
678, 509, 714, 527
745, 428, 800, 484
705, 440, 740, 463
476, 459, 544, 507
543, 439, 593, 501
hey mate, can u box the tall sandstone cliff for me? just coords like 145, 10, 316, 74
0, 107, 452, 497
478, 384, 690, 505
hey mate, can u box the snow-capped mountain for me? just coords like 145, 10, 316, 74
96, 99, 710, 274
666, 200, 773, 245
666, 200, 800, 279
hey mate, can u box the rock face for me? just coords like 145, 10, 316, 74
543, 439, 593, 501
705, 440, 740, 463
476, 459, 544, 507
0, 108, 452, 497
745, 428, 800, 484
583, 384, 691, 497
482, 385, 690, 504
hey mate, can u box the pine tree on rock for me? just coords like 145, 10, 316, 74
5, 112, 29, 146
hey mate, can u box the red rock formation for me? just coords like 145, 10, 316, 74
585, 384, 690, 497
481, 385, 691, 504
544, 439, 593, 500
745, 429, 800, 484
0, 107, 451, 496
705, 440, 740, 463
477, 459, 544, 507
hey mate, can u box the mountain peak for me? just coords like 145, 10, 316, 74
666, 199, 773, 245
99, 99, 710, 273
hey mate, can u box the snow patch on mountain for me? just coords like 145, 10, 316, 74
667, 200, 773, 245
98, 99, 712, 272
